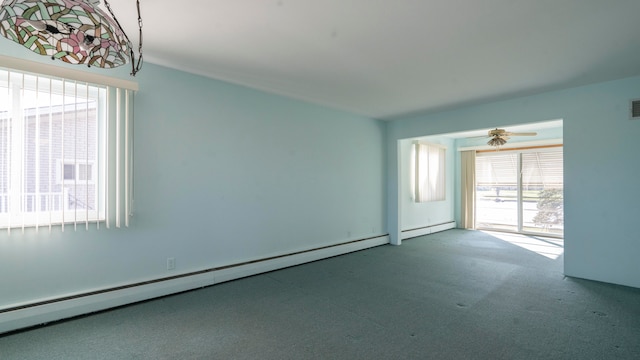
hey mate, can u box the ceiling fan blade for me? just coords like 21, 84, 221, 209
467, 135, 489, 139
504, 132, 537, 136
467, 129, 537, 139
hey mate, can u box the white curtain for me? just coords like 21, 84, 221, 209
414, 142, 446, 202
460, 150, 476, 229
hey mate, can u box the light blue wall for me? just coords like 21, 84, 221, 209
387, 75, 640, 288
0, 44, 387, 308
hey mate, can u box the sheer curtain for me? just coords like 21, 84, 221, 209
460, 150, 476, 229
414, 142, 446, 202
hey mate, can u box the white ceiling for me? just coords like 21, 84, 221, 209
110, 0, 640, 120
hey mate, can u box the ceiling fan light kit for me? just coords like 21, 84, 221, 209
0, 0, 143, 76
487, 136, 508, 147
485, 128, 537, 148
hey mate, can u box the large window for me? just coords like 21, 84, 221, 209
413, 141, 446, 202
0, 66, 133, 231
475, 147, 563, 236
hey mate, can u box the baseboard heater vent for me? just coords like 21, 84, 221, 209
401, 221, 456, 240
1, 235, 387, 315
0, 234, 390, 334
632, 99, 640, 119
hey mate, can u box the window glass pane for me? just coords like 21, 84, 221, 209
476, 149, 563, 236
0, 68, 104, 226
64, 164, 75, 180
0, 64, 134, 230
78, 163, 92, 181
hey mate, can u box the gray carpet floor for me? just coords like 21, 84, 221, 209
2, 229, 640, 359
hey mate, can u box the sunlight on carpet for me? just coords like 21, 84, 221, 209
481, 231, 564, 259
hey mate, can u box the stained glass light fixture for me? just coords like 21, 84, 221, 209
0, 0, 143, 75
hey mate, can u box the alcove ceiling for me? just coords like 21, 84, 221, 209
444, 120, 563, 139
110, 0, 640, 120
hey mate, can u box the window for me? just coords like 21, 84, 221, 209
0, 65, 133, 231
413, 141, 446, 202
58, 161, 95, 184
64, 164, 77, 182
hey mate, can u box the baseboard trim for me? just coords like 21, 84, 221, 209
0, 235, 389, 335
401, 221, 456, 240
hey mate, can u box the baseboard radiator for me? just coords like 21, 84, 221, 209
401, 221, 456, 240
0, 235, 390, 335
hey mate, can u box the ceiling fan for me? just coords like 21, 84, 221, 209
484, 128, 537, 147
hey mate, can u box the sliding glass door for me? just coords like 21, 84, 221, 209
475, 147, 563, 236
476, 153, 519, 232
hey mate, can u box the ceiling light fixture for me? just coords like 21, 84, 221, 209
487, 136, 507, 147
0, 0, 143, 76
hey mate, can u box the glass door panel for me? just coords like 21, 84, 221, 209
475, 153, 518, 232
521, 150, 564, 236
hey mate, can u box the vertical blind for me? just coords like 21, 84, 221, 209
414, 142, 446, 202
0, 67, 133, 233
